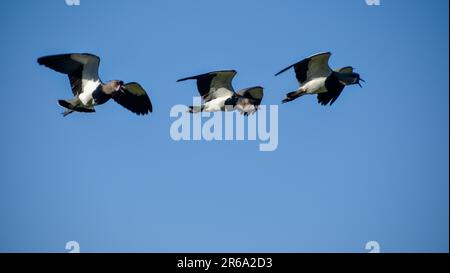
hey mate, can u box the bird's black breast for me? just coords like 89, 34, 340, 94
325, 72, 344, 93
92, 87, 112, 105
319, 72, 346, 106
224, 94, 238, 107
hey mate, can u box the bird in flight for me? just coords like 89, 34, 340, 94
275, 52, 364, 105
37, 53, 153, 116
177, 70, 264, 115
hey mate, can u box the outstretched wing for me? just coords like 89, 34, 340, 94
235, 86, 264, 116
275, 52, 332, 85
37, 53, 100, 96
113, 82, 153, 115
177, 70, 236, 102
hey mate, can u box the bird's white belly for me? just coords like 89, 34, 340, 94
303, 77, 327, 94
78, 80, 100, 106
203, 97, 228, 112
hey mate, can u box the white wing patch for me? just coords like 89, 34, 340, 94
70, 54, 101, 106
78, 79, 100, 106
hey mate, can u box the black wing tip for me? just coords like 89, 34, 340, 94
143, 96, 153, 114
37, 57, 45, 65
37, 54, 61, 65
177, 69, 237, 82
138, 111, 150, 116
317, 98, 327, 106
176, 74, 203, 82
176, 77, 192, 82
275, 65, 294, 76
274, 69, 284, 76
132, 106, 152, 116
317, 97, 336, 106
37, 53, 69, 62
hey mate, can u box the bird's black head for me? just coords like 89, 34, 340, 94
111, 80, 124, 92
336, 72, 365, 87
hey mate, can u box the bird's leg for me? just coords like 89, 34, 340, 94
62, 109, 74, 117
282, 88, 306, 103
187, 105, 204, 113
298, 89, 307, 97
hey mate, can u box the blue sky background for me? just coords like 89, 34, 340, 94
0, 0, 448, 252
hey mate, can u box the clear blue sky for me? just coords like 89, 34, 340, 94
0, 0, 448, 252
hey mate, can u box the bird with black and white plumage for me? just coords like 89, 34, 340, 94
37, 53, 153, 116
275, 52, 364, 105
176, 70, 264, 116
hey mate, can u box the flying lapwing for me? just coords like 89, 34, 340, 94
177, 70, 264, 115
37, 53, 153, 116
275, 52, 364, 105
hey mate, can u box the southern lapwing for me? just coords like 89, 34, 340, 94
37, 53, 153, 116
177, 70, 264, 116
275, 52, 364, 105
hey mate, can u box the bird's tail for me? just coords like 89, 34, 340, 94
58, 99, 76, 109
187, 105, 204, 113
58, 98, 95, 117
282, 90, 304, 104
